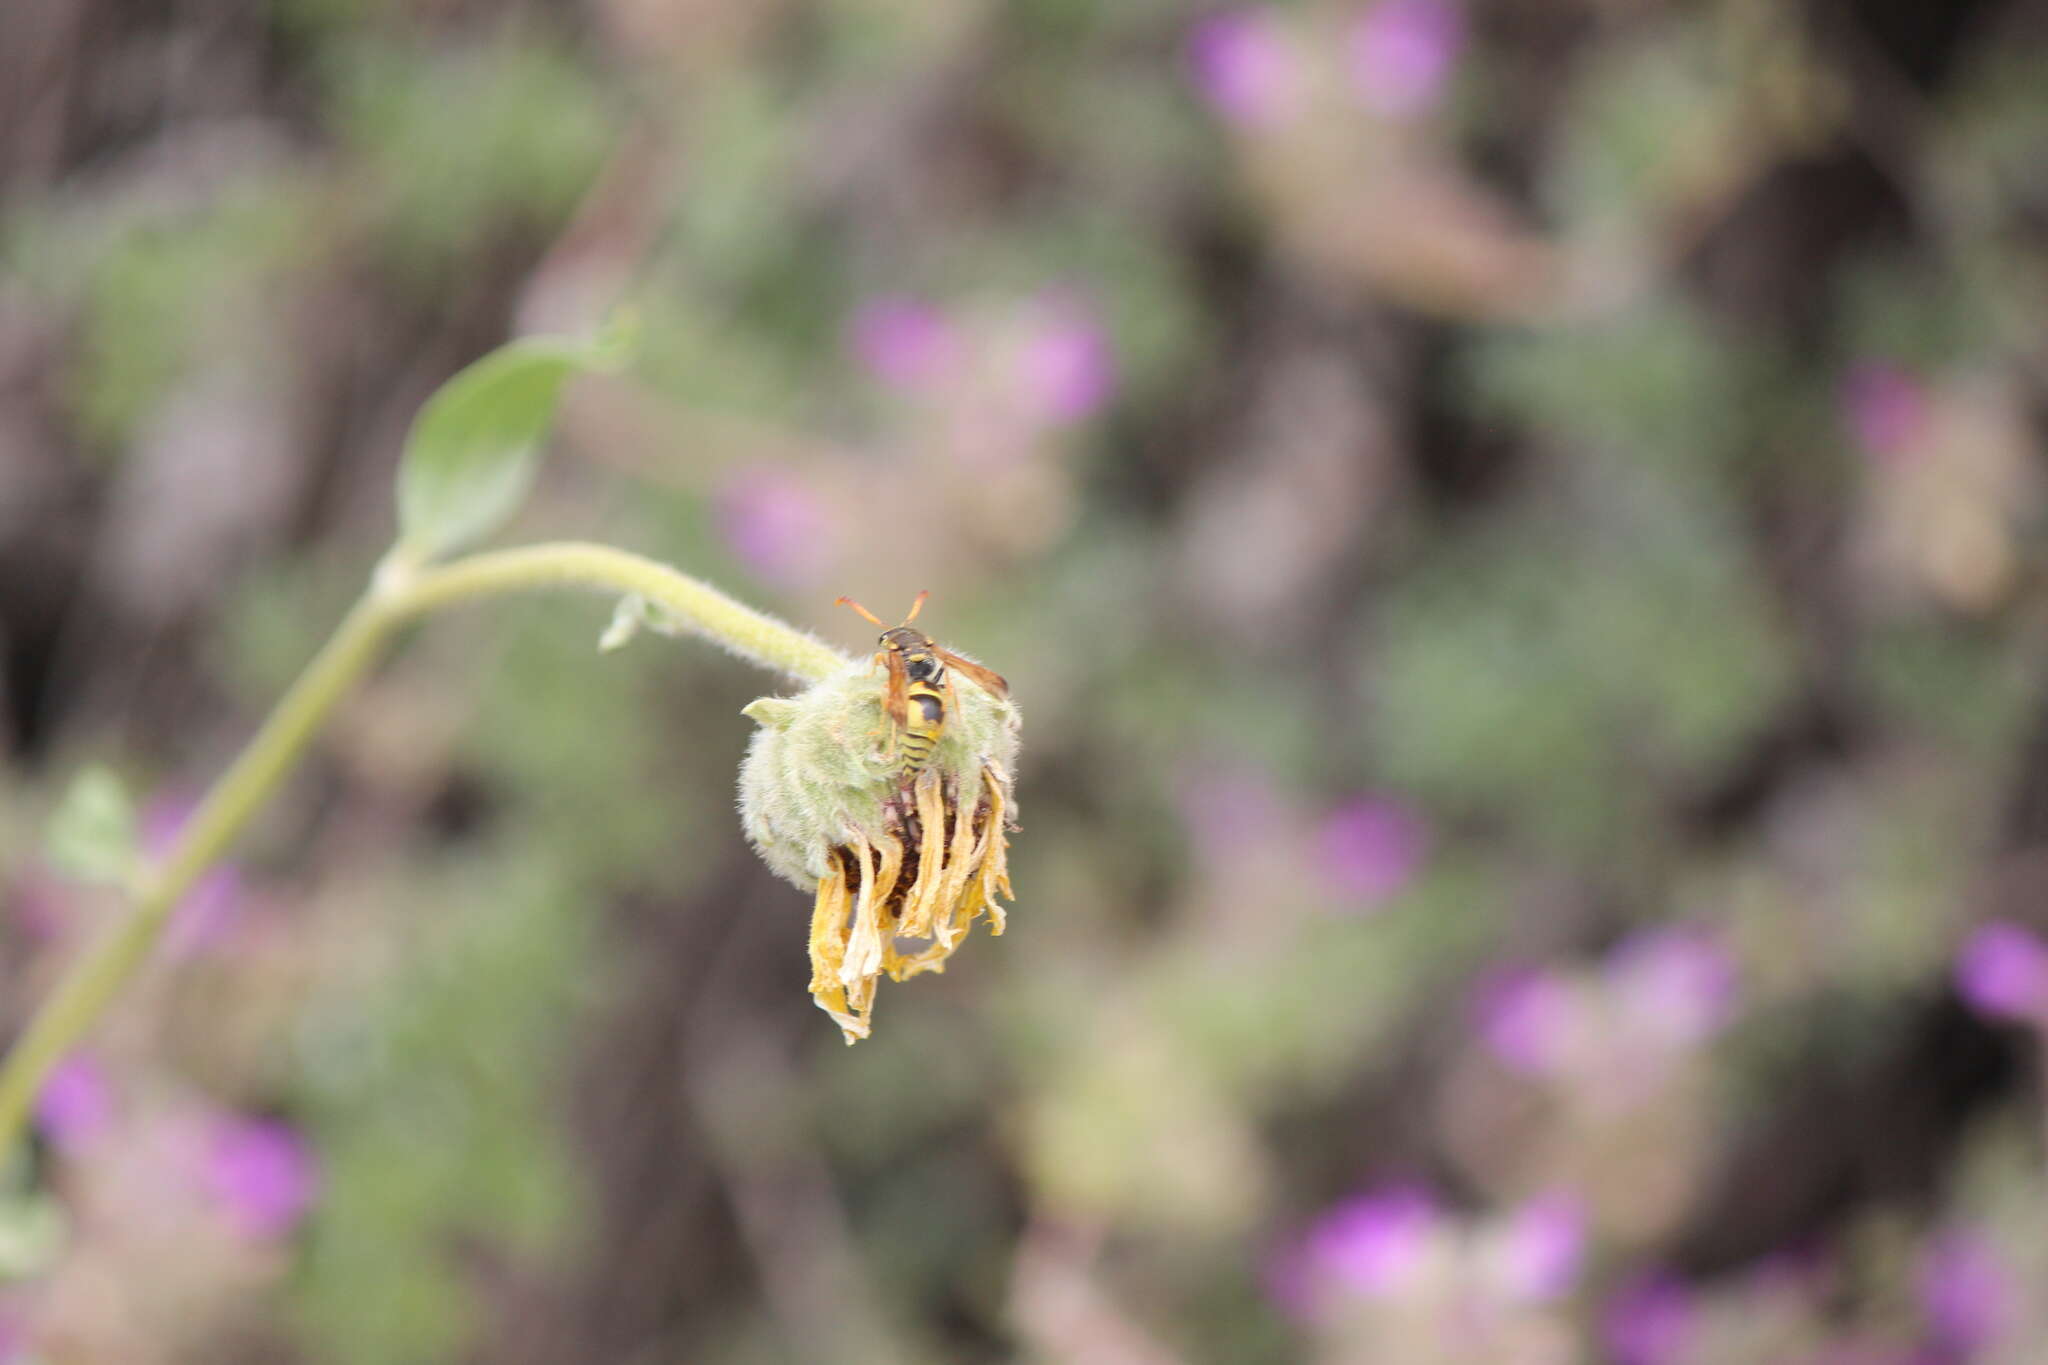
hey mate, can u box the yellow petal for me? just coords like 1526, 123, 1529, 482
899, 770, 948, 939
840, 834, 886, 988
807, 859, 849, 996
806, 862, 867, 1041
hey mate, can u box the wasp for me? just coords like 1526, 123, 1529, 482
836, 591, 1009, 782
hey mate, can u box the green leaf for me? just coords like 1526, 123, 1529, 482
0, 1189, 68, 1280
395, 322, 631, 560
46, 765, 136, 884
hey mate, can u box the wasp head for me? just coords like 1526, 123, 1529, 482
878, 626, 944, 683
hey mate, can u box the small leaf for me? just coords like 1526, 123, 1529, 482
47, 766, 136, 884
395, 321, 631, 560
740, 697, 799, 729
598, 594, 648, 653
597, 592, 688, 653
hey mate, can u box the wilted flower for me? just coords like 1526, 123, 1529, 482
739, 656, 1020, 1043
1954, 921, 2048, 1023
202, 1116, 318, 1240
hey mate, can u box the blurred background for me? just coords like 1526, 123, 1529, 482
5, 0, 2048, 1361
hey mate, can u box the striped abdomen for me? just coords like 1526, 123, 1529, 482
898, 686, 946, 775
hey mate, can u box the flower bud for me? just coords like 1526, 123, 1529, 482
739, 658, 1019, 1043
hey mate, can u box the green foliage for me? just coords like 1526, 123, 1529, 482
1544, 22, 1734, 239
1372, 477, 1792, 848
1464, 299, 1749, 471
45, 766, 136, 885
294, 847, 587, 1365
330, 31, 612, 274
395, 329, 626, 561
18, 183, 311, 448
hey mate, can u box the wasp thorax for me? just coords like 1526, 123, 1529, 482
739, 659, 1020, 1043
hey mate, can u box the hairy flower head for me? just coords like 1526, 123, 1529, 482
740, 658, 1019, 1043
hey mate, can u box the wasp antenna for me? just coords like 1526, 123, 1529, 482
834, 595, 887, 628
904, 590, 930, 624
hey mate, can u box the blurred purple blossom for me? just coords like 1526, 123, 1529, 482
1187, 10, 1299, 129
1919, 1230, 2017, 1354
1955, 921, 2048, 1023
203, 1117, 318, 1240
1315, 797, 1428, 907
1301, 1184, 1441, 1300
1348, 0, 1464, 118
1473, 966, 1578, 1077
1016, 300, 1116, 423
1494, 1192, 1586, 1303
1842, 361, 1930, 460
848, 297, 958, 391
1603, 1274, 1696, 1365
715, 465, 833, 585
1608, 926, 1739, 1048
141, 796, 244, 954
34, 1053, 112, 1151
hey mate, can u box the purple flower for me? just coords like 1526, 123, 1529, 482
203, 1117, 319, 1240
1608, 927, 1739, 1048
715, 465, 833, 585
1842, 361, 1929, 460
1473, 966, 1579, 1077
1494, 1192, 1586, 1303
1919, 1230, 2016, 1353
35, 1053, 112, 1151
1187, 10, 1300, 129
1348, 0, 1464, 118
1302, 1184, 1441, 1300
848, 297, 958, 392
1603, 1274, 1696, 1365
1316, 797, 1428, 907
1016, 300, 1116, 423
141, 797, 244, 954
1955, 922, 2048, 1023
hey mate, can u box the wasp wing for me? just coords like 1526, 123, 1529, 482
934, 647, 1008, 700
881, 648, 910, 727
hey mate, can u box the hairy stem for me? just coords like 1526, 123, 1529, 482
0, 542, 849, 1154
393, 541, 848, 683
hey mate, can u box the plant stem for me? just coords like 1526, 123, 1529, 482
393, 541, 849, 684
0, 542, 849, 1155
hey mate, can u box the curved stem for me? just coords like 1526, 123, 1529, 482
0, 542, 849, 1155
393, 541, 848, 684
0, 598, 396, 1151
